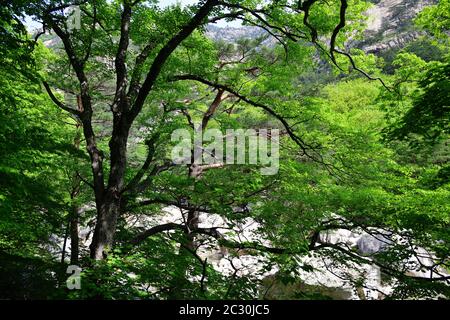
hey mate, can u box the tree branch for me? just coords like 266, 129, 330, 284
123, 133, 159, 193
130, 223, 185, 245
171, 74, 319, 159
113, 3, 132, 112
42, 81, 81, 116
128, 0, 219, 122
43, 12, 106, 201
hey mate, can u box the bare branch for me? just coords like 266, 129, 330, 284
202, 89, 224, 130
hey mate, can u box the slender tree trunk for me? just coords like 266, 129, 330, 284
167, 164, 201, 299
186, 164, 202, 248
169, 91, 224, 297
68, 99, 84, 265
184, 90, 223, 247
61, 222, 69, 264
70, 206, 80, 265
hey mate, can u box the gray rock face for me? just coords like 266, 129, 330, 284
358, 0, 437, 54
206, 25, 264, 43
357, 233, 392, 255
207, 0, 437, 58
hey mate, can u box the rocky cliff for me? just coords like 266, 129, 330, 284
359, 0, 437, 54
207, 0, 437, 62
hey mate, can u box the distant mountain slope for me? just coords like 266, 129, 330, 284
360, 0, 437, 53
36, 0, 438, 70
207, 0, 437, 54
206, 0, 438, 72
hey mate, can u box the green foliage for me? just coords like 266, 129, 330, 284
0, 42, 78, 257
415, 0, 450, 41
0, 0, 449, 301
390, 61, 450, 143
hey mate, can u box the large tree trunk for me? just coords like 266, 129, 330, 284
89, 114, 130, 260
89, 196, 122, 260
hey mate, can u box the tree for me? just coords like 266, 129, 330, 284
16, 0, 372, 261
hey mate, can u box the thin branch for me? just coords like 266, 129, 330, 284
76, 171, 94, 190
123, 133, 159, 193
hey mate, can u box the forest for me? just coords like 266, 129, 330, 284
0, 0, 449, 300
